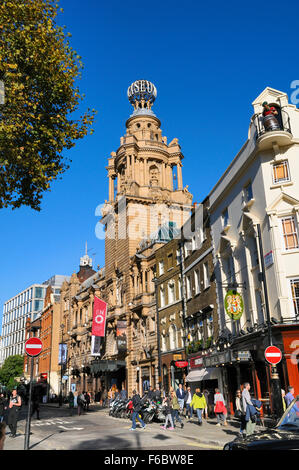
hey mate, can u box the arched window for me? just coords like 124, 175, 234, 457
169, 324, 177, 350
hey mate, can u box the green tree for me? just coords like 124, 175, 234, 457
0, 0, 96, 210
0, 355, 24, 390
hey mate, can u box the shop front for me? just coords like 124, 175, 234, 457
161, 352, 187, 393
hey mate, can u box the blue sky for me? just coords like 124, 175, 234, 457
1, 0, 299, 324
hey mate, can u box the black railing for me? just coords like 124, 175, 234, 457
252, 109, 291, 140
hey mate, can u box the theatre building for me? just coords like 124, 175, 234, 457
209, 87, 299, 416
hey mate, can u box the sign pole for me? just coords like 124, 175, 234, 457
24, 355, 34, 450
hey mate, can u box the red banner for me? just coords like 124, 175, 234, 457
92, 296, 107, 337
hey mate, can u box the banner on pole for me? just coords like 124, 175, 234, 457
92, 296, 107, 337
91, 335, 102, 356
117, 320, 127, 351
58, 343, 67, 365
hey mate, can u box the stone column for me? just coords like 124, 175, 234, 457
177, 163, 183, 190
109, 176, 114, 201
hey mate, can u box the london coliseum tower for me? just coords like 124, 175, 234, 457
101, 80, 193, 392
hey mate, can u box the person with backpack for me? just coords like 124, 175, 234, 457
214, 388, 228, 426
129, 390, 146, 431
7, 388, 22, 438
161, 394, 174, 430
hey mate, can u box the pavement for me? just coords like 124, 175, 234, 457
1, 403, 266, 451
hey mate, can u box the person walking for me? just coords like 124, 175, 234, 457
214, 388, 228, 426
190, 388, 207, 426
184, 386, 193, 419
77, 391, 86, 416
176, 383, 185, 412
129, 390, 146, 431
203, 389, 209, 419
31, 389, 40, 420
154, 386, 162, 402
68, 391, 74, 415
7, 388, 22, 438
120, 386, 127, 400
0, 393, 7, 423
284, 386, 296, 408
161, 394, 174, 430
0, 422, 6, 450
235, 389, 246, 436
84, 391, 91, 411
102, 387, 108, 408
171, 391, 184, 429
244, 398, 262, 436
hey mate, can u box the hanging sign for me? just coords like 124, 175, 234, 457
91, 335, 102, 356
116, 321, 127, 351
92, 296, 107, 337
175, 361, 188, 368
224, 290, 244, 320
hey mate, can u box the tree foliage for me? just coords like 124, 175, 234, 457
0, 355, 24, 389
0, 0, 96, 210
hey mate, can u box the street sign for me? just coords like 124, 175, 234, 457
265, 345, 282, 365
175, 361, 188, 368
25, 337, 43, 357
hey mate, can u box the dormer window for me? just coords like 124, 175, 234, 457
222, 208, 229, 228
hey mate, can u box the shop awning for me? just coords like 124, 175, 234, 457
186, 367, 219, 382
90, 360, 126, 374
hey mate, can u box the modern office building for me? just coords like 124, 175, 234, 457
0, 275, 69, 365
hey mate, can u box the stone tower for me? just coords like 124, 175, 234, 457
101, 80, 193, 391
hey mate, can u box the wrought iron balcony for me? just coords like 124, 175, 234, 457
252, 109, 292, 149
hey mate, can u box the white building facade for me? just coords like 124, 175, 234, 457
208, 87, 299, 414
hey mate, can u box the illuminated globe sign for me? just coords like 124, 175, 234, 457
224, 290, 244, 321
127, 79, 157, 106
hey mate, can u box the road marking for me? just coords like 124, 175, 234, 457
184, 441, 222, 450
58, 426, 84, 431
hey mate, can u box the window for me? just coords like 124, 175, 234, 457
222, 208, 229, 227
178, 276, 182, 300
290, 279, 299, 317
168, 281, 175, 304
176, 249, 181, 265
35, 287, 44, 298
273, 161, 290, 184
203, 262, 210, 288
244, 182, 253, 202
167, 253, 173, 270
160, 286, 166, 308
169, 324, 177, 350
159, 260, 164, 276
186, 275, 192, 299
281, 216, 299, 251
194, 269, 200, 295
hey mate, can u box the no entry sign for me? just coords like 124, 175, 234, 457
25, 337, 43, 357
265, 345, 282, 365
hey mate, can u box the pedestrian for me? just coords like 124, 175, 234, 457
214, 388, 228, 426
176, 383, 186, 412
284, 386, 296, 408
161, 394, 174, 430
241, 382, 256, 436
184, 386, 193, 419
129, 390, 146, 431
0, 393, 7, 423
171, 391, 184, 429
203, 389, 209, 419
244, 398, 262, 436
7, 388, 22, 438
235, 389, 246, 436
147, 386, 155, 401
0, 422, 6, 450
77, 391, 86, 416
68, 391, 74, 415
120, 386, 127, 400
190, 387, 207, 426
102, 387, 108, 407
84, 391, 91, 411
154, 386, 162, 402
31, 389, 40, 420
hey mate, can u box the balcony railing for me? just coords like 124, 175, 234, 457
252, 109, 291, 140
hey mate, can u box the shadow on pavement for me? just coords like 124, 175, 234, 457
69, 434, 134, 450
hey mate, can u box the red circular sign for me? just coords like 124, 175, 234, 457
25, 337, 43, 357
265, 345, 282, 365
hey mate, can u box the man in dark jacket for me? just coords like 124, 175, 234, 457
130, 390, 146, 431
176, 384, 186, 411
154, 386, 162, 402
147, 386, 155, 401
